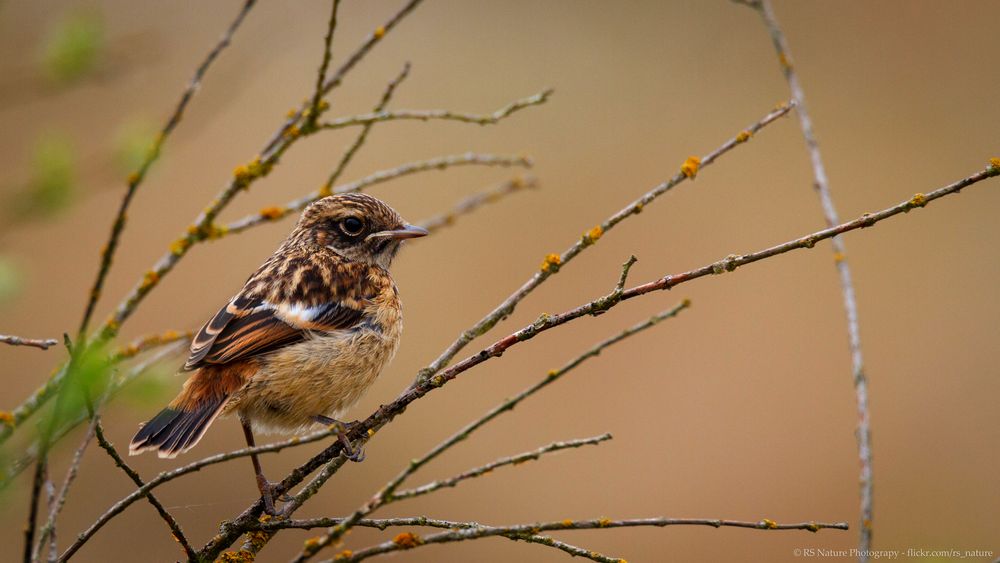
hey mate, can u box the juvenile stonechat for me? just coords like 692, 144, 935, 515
129, 193, 426, 513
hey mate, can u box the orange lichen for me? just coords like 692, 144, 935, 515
989, 157, 1000, 169
909, 193, 927, 208
778, 52, 791, 70
583, 225, 603, 244
598, 517, 612, 528
334, 549, 353, 560
762, 518, 778, 529
140, 270, 160, 289
0, 411, 14, 428
259, 206, 285, 220
735, 130, 752, 143
374, 25, 386, 39
392, 532, 422, 549
680, 156, 701, 179
540, 253, 562, 273
561, 519, 574, 527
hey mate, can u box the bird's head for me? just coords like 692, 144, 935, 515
296, 193, 427, 269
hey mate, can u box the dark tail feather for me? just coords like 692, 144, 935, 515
129, 399, 227, 458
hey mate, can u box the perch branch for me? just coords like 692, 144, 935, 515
739, 0, 875, 553
0, 334, 58, 350
77, 0, 257, 336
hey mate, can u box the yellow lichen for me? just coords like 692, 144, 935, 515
735, 130, 752, 143
374, 25, 386, 39
583, 225, 603, 244
259, 206, 285, 220
334, 549, 353, 560
561, 519, 573, 527
162, 330, 179, 340
909, 193, 927, 208
285, 124, 301, 139
217, 550, 254, 563
367, 428, 376, 438
762, 518, 778, 529
989, 157, 1000, 169
778, 52, 791, 70
598, 517, 612, 528
833, 252, 846, 263
169, 237, 191, 256
318, 184, 333, 198
681, 298, 692, 308
540, 253, 562, 273
392, 532, 422, 549
680, 156, 701, 179
233, 164, 250, 181
286, 108, 298, 119
0, 411, 14, 428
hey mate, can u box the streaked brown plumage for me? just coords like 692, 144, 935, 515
129, 193, 426, 513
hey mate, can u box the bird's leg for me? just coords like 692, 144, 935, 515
240, 416, 289, 515
313, 415, 364, 462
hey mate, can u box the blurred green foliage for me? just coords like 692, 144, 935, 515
113, 118, 157, 175
40, 10, 104, 85
16, 133, 76, 218
0, 257, 22, 306
38, 342, 114, 447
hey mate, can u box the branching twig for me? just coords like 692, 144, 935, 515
0, 334, 59, 350
418, 176, 537, 235
88, 421, 196, 562
737, 1, 875, 555
113, 329, 193, 360
319, 89, 552, 130
392, 434, 612, 502
77, 0, 258, 337
413, 101, 794, 386
305, 0, 341, 130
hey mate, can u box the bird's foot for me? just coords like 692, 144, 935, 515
257, 476, 292, 515
313, 415, 365, 463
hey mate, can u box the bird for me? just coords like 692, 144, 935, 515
129, 192, 427, 514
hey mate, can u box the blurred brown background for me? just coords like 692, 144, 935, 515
1, 1, 998, 561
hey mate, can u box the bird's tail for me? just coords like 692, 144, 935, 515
128, 400, 227, 458
129, 365, 245, 458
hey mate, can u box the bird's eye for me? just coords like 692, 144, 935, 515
340, 216, 365, 236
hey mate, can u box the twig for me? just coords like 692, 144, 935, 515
738, 1, 875, 555
223, 153, 533, 235
196, 159, 999, 561
77, 0, 258, 336
0, 334, 59, 350
86, 421, 197, 562
24, 459, 46, 563
305, 0, 341, 130
31, 418, 98, 562
391, 434, 612, 501
319, 89, 552, 130
413, 101, 795, 386
113, 328, 193, 360
417, 176, 537, 235
321, 517, 848, 562
58, 425, 338, 562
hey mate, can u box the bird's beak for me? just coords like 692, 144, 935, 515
368, 224, 429, 241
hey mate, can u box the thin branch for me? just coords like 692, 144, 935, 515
417, 176, 537, 235
196, 159, 999, 561
24, 459, 46, 563
77, 0, 258, 336
322, 517, 848, 562
113, 328, 193, 360
223, 152, 532, 236
738, 0, 874, 554
305, 0, 341, 130
412, 101, 795, 386
391, 434, 612, 502
31, 418, 98, 562
87, 421, 196, 562
319, 89, 552, 130
0, 334, 59, 350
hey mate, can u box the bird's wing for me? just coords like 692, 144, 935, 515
183, 251, 372, 371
